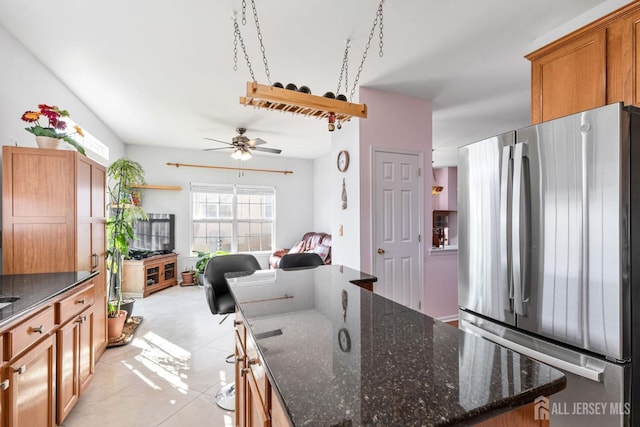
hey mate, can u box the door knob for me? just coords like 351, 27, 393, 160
377, 248, 385, 254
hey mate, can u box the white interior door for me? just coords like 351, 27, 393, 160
372, 149, 423, 311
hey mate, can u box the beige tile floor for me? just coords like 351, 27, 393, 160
62, 284, 236, 427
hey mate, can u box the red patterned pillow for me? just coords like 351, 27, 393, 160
313, 244, 331, 263
287, 240, 306, 254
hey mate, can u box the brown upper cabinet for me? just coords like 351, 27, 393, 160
527, 0, 640, 123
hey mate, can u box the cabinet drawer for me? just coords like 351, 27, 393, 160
6, 305, 55, 360
57, 283, 95, 324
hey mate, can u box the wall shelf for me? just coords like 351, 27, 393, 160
239, 81, 368, 123
131, 184, 182, 191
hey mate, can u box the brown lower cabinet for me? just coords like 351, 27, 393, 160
0, 280, 96, 426
235, 311, 290, 427
5, 334, 56, 427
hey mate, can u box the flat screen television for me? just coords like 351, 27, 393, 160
131, 213, 175, 253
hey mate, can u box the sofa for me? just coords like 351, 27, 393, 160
269, 232, 332, 269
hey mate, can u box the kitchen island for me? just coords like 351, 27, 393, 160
227, 265, 566, 426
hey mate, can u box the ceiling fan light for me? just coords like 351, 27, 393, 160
240, 149, 252, 161
231, 149, 243, 160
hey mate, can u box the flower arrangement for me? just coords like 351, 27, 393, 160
21, 104, 86, 154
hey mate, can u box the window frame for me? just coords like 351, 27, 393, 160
190, 183, 276, 254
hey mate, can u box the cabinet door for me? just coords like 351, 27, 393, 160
530, 30, 606, 123
56, 306, 94, 424
56, 317, 80, 424
78, 307, 95, 394
247, 372, 270, 427
1, 147, 75, 274
6, 334, 56, 427
94, 290, 108, 359
236, 342, 247, 427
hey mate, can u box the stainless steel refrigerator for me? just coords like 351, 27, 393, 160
458, 102, 639, 426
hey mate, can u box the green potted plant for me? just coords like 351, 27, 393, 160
106, 158, 148, 339
194, 250, 229, 285
20, 104, 86, 154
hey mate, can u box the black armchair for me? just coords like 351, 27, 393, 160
279, 252, 324, 270
202, 253, 261, 317
201, 253, 260, 411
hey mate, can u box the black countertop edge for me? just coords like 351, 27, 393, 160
442, 376, 567, 426
0, 271, 99, 329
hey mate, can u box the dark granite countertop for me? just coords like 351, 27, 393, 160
228, 265, 566, 426
0, 271, 98, 328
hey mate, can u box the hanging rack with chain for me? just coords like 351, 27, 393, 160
233, 0, 386, 131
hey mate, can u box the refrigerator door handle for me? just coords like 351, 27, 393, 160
512, 142, 530, 316
461, 320, 604, 382
500, 146, 513, 309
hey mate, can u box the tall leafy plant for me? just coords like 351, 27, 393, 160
106, 158, 147, 317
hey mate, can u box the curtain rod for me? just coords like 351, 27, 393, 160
166, 162, 293, 175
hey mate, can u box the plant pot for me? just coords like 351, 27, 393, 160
35, 136, 61, 149
120, 298, 135, 321
181, 271, 195, 285
107, 309, 128, 340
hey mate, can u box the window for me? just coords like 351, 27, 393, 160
64, 117, 110, 161
191, 183, 275, 253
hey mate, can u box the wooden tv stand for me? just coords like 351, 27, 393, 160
122, 253, 178, 298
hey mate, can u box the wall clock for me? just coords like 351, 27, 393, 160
337, 150, 349, 172
338, 328, 351, 352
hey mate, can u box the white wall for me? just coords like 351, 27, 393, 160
312, 152, 333, 233
330, 122, 361, 270
123, 144, 316, 270
0, 23, 125, 162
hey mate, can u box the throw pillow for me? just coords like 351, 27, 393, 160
313, 244, 331, 263
288, 240, 306, 254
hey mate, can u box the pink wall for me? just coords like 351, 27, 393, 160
358, 87, 458, 319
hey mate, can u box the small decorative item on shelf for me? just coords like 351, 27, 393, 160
336, 94, 348, 101
323, 91, 336, 99
131, 190, 142, 206
20, 104, 86, 154
341, 178, 348, 210
298, 85, 311, 94
272, 82, 284, 88
285, 83, 297, 91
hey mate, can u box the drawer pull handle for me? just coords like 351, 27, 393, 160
241, 368, 250, 376
248, 358, 259, 366
31, 325, 44, 334
14, 365, 26, 375
234, 320, 243, 326
225, 354, 240, 364
0, 379, 8, 390
77, 298, 86, 305
77, 315, 87, 324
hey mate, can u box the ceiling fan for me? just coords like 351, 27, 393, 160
204, 127, 282, 160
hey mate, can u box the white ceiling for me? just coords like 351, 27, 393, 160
0, 0, 621, 165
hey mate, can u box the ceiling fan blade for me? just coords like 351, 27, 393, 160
204, 137, 233, 145
252, 146, 282, 154
203, 147, 234, 151
247, 137, 267, 147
